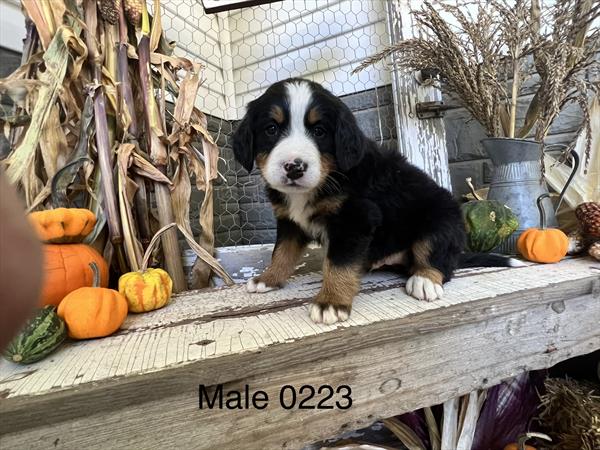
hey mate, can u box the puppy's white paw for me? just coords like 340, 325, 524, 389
246, 278, 276, 294
406, 275, 444, 301
309, 303, 350, 325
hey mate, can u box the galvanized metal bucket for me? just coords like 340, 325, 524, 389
482, 138, 579, 254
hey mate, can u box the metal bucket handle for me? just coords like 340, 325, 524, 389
543, 144, 580, 212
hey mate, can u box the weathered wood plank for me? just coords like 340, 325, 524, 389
386, 0, 452, 190
0, 259, 598, 449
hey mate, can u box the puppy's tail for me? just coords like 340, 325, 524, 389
459, 252, 526, 268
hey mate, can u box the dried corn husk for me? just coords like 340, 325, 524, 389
3, 0, 231, 289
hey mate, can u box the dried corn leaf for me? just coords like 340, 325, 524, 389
50, 92, 94, 209
117, 143, 143, 270
424, 407, 441, 450
5, 25, 85, 187
22, 160, 44, 208
39, 103, 68, 179
130, 152, 173, 185
188, 146, 207, 190
456, 391, 486, 450
170, 69, 201, 136
191, 134, 216, 288
84, 164, 107, 246
194, 116, 219, 182
51, 156, 93, 208
149, 0, 162, 52
383, 417, 426, 450
0, 79, 44, 109
442, 397, 459, 450
21, 0, 66, 49
26, 181, 52, 213
171, 158, 193, 236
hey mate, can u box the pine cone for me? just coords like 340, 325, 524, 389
123, 0, 143, 28
575, 202, 600, 238
589, 241, 600, 261
99, 0, 119, 25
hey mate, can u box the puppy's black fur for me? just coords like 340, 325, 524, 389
233, 78, 512, 323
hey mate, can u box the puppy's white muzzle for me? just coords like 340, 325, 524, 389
263, 134, 321, 193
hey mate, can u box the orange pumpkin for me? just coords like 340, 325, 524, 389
41, 244, 109, 306
504, 432, 551, 450
504, 445, 536, 450
57, 263, 128, 339
517, 194, 568, 263
29, 208, 96, 244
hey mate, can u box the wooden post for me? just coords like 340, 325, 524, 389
386, 0, 452, 190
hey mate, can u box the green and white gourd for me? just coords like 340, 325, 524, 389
461, 178, 519, 253
3, 306, 67, 364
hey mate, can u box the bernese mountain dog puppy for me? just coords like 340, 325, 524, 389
233, 78, 519, 325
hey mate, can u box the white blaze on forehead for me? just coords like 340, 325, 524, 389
262, 80, 322, 194
285, 81, 313, 135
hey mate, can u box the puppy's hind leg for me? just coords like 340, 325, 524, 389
405, 239, 448, 301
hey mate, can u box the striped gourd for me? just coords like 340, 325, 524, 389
3, 306, 67, 364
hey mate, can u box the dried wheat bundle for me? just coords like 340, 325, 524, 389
538, 377, 600, 450
355, 0, 599, 166
0, 0, 233, 291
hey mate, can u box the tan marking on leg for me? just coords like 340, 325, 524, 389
307, 107, 321, 125
411, 239, 443, 284
310, 260, 361, 323
412, 267, 443, 285
315, 259, 361, 307
270, 105, 285, 124
256, 238, 306, 287
412, 239, 432, 268
407, 239, 444, 301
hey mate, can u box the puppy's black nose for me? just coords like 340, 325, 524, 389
283, 158, 307, 180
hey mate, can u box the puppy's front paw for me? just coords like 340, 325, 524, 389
246, 278, 278, 294
406, 275, 444, 301
308, 303, 350, 325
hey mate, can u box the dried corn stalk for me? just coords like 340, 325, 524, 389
0, 0, 232, 290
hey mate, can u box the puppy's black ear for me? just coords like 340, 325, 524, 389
335, 105, 365, 171
233, 115, 255, 172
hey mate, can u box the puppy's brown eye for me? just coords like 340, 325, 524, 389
313, 126, 326, 137
265, 124, 278, 136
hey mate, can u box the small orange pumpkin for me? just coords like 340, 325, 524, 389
504, 432, 551, 450
41, 244, 109, 306
517, 194, 568, 263
504, 445, 536, 450
29, 208, 96, 244
57, 263, 128, 339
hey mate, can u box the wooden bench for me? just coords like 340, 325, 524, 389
1, 257, 599, 449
